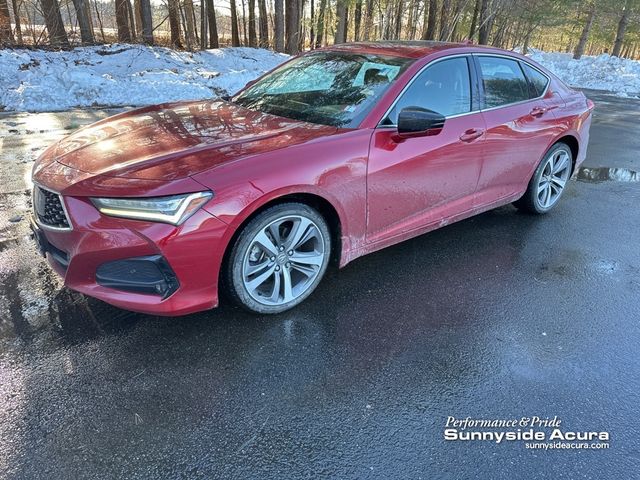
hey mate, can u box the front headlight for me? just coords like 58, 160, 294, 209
91, 191, 213, 225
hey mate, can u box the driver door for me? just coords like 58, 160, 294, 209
366, 55, 486, 244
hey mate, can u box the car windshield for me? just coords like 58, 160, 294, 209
232, 51, 414, 128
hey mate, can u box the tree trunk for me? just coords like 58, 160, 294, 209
115, 0, 131, 41
478, 0, 490, 44
314, 0, 325, 47
298, 0, 305, 50
258, 0, 268, 47
230, 0, 241, 46
133, 0, 142, 36
362, 0, 373, 40
309, 0, 315, 47
438, 0, 450, 41
200, 0, 206, 48
334, 0, 347, 44
126, 0, 136, 37
40, 0, 68, 45
285, 0, 298, 53
0, 0, 15, 43
573, 3, 595, 60
240, 0, 247, 44
139, 0, 153, 44
522, 27, 534, 55
468, 0, 479, 40
93, 0, 106, 41
248, 0, 257, 46
167, 0, 182, 47
183, 0, 196, 49
11, 0, 21, 43
422, 0, 437, 40
71, 0, 94, 43
393, 0, 403, 39
353, 0, 362, 41
274, 0, 284, 51
612, 3, 629, 57
206, 0, 218, 48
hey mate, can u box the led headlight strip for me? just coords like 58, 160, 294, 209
91, 191, 212, 225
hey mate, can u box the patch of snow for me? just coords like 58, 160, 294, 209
0, 44, 289, 112
527, 49, 640, 97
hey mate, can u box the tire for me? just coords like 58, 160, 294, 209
514, 142, 573, 214
224, 203, 331, 314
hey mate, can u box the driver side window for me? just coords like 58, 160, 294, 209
384, 57, 472, 125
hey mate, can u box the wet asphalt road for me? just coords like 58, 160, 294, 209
1, 92, 639, 479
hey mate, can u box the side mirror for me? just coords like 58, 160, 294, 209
396, 107, 445, 138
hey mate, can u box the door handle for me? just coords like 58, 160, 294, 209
459, 128, 484, 142
530, 106, 547, 117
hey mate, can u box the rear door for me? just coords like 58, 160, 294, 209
473, 54, 561, 206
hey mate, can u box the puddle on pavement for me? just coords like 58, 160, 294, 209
577, 167, 639, 183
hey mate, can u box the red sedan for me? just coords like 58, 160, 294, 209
31, 41, 594, 315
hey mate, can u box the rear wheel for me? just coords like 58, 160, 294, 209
225, 203, 331, 314
514, 142, 573, 214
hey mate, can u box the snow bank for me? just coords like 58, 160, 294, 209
1, 44, 638, 112
528, 49, 640, 97
0, 44, 289, 112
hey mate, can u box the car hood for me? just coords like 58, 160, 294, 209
50, 100, 338, 180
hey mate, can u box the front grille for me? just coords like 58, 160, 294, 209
33, 186, 71, 229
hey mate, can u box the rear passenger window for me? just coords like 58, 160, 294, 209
521, 62, 549, 98
384, 57, 471, 124
478, 56, 530, 108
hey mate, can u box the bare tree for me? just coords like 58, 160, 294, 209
469, 0, 480, 40
115, 0, 132, 41
206, 0, 219, 47
422, 0, 437, 40
573, 2, 595, 59
612, 0, 630, 57
285, 0, 298, 53
258, 0, 268, 46
274, 0, 284, 50
314, 0, 326, 46
167, 0, 182, 47
248, 0, 257, 46
240, 0, 247, 44
334, 0, 347, 43
133, 0, 142, 36
230, 0, 241, 46
40, 0, 69, 45
11, 0, 22, 42
439, 0, 451, 40
362, 0, 374, 40
72, 0, 94, 43
478, 0, 491, 44
183, 0, 197, 48
353, 0, 363, 40
139, 0, 153, 44
0, 0, 15, 43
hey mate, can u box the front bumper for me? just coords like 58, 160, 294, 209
32, 194, 229, 316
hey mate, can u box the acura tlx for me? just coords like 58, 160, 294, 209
30, 41, 594, 315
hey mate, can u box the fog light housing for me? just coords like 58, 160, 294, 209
96, 255, 179, 299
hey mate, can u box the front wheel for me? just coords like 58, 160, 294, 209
514, 142, 573, 214
225, 203, 331, 314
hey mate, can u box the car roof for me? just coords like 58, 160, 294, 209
323, 40, 513, 59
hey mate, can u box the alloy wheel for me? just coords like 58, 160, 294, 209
536, 149, 571, 209
242, 215, 326, 306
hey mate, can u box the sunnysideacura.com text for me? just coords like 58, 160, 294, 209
443, 416, 610, 450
